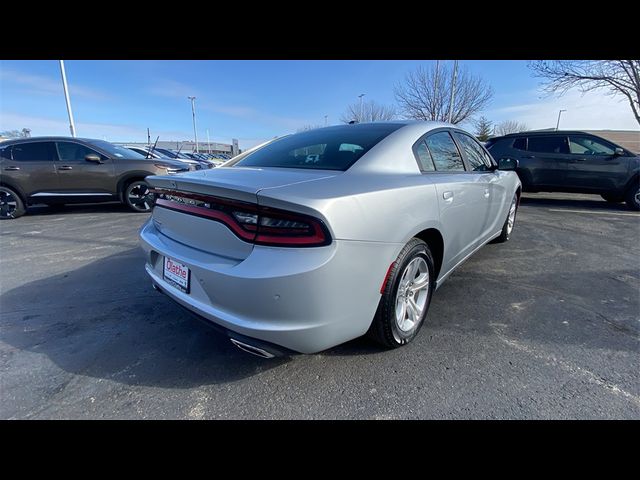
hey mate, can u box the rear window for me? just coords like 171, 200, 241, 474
527, 136, 569, 154
10, 142, 57, 161
512, 137, 526, 150
234, 124, 404, 171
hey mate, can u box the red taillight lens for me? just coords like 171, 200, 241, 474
152, 189, 331, 247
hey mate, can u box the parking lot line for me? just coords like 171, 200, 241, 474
547, 209, 640, 217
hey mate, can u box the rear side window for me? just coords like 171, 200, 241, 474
512, 137, 527, 150
10, 142, 57, 161
234, 124, 404, 171
527, 136, 569, 154
414, 140, 435, 171
425, 131, 465, 172
453, 132, 492, 171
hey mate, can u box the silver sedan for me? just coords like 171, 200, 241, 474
139, 121, 521, 357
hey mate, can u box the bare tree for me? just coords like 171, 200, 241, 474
394, 62, 493, 124
529, 60, 640, 126
474, 116, 493, 141
0, 129, 31, 138
495, 120, 528, 136
340, 99, 397, 124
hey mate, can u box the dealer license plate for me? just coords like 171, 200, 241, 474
163, 256, 190, 293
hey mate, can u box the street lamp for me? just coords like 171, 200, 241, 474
59, 60, 76, 137
188, 96, 198, 153
358, 93, 365, 122
324, 115, 328, 127
556, 109, 566, 131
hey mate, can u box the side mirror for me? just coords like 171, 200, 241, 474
85, 154, 103, 163
498, 157, 519, 171
614, 147, 625, 156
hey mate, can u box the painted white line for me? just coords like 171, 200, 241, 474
490, 324, 640, 409
547, 209, 640, 217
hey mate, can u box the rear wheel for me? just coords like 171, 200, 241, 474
124, 180, 154, 213
492, 193, 518, 243
601, 193, 623, 203
0, 186, 25, 219
368, 238, 435, 348
625, 182, 640, 211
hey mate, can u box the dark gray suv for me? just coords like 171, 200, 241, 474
0, 137, 188, 219
486, 131, 640, 210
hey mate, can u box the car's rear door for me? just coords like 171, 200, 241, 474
418, 130, 489, 273
55, 141, 116, 194
565, 134, 630, 192
523, 135, 570, 188
2, 141, 59, 196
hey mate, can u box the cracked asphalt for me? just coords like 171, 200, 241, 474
0, 192, 638, 419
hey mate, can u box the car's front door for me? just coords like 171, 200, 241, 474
2, 141, 59, 196
55, 141, 116, 194
565, 134, 630, 192
419, 130, 490, 274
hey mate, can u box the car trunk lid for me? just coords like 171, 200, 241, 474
146, 167, 338, 259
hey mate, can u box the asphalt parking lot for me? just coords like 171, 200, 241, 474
0, 193, 638, 419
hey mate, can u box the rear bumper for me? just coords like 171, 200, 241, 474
139, 219, 402, 353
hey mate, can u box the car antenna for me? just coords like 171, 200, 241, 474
150, 136, 160, 159
176, 142, 185, 157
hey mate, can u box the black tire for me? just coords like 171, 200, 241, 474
492, 192, 519, 244
0, 186, 26, 219
124, 180, 154, 213
367, 238, 435, 349
624, 182, 640, 211
601, 194, 623, 203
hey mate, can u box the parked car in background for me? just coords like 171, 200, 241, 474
0, 137, 188, 219
140, 121, 521, 357
125, 146, 211, 170
486, 130, 640, 210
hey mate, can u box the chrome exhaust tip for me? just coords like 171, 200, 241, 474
230, 338, 275, 359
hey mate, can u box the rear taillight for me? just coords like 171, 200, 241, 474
152, 189, 331, 247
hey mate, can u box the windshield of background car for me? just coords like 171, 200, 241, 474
233, 124, 404, 171
88, 140, 147, 159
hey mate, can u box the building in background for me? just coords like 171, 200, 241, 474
582, 130, 640, 154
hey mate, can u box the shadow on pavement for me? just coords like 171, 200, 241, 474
520, 194, 633, 212
0, 248, 287, 388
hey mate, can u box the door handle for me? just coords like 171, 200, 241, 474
58, 165, 73, 170
3, 166, 20, 171
443, 191, 454, 203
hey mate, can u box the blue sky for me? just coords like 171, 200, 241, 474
1, 60, 637, 149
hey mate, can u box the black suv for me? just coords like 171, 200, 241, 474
486, 131, 640, 210
0, 137, 189, 219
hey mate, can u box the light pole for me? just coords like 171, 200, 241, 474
358, 93, 365, 122
447, 60, 458, 124
188, 96, 198, 153
324, 115, 328, 127
59, 60, 76, 137
556, 109, 566, 131
206, 129, 211, 154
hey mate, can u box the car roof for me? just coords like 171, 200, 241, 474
0, 136, 110, 146
493, 130, 594, 138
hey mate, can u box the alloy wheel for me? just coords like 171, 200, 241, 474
127, 182, 154, 212
0, 190, 19, 219
395, 257, 430, 332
